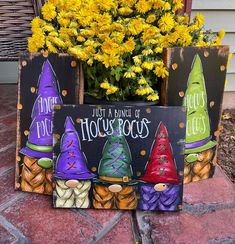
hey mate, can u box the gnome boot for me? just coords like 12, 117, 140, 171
21, 156, 52, 194
55, 180, 91, 208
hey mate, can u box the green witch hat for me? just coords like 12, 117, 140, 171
94, 119, 137, 185
183, 54, 216, 155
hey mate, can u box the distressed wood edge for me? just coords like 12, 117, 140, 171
15, 57, 23, 190
79, 63, 84, 105
161, 48, 172, 105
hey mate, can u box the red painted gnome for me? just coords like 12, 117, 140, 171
138, 122, 181, 211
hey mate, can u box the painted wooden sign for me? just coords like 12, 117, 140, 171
15, 53, 80, 195
53, 104, 186, 211
161, 46, 229, 183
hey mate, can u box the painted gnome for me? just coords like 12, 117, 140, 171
93, 120, 138, 210
54, 117, 96, 208
183, 54, 216, 184
138, 122, 181, 211
20, 60, 62, 194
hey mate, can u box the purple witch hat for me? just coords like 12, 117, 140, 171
20, 60, 62, 159
54, 117, 96, 180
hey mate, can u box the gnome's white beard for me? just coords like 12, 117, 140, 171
55, 180, 91, 208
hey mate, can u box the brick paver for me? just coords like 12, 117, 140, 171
0, 85, 234, 243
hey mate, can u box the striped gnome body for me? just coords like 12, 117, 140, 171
183, 54, 216, 184
54, 117, 95, 208
138, 122, 181, 211
93, 120, 138, 210
20, 60, 62, 194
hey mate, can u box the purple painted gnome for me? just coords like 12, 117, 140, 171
138, 122, 181, 211
54, 116, 96, 208
20, 60, 62, 194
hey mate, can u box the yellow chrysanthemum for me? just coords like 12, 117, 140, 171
218, 29, 225, 39
142, 61, 154, 70
128, 18, 145, 35
100, 81, 110, 89
172, 0, 184, 11
102, 40, 119, 54
154, 62, 169, 78
124, 71, 136, 78
133, 56, 142, 65
135, 0, 152, 14
175, 25, 192, 46
131, 66, 143, 73
31, 17, 45, 30
146, 14, 156, 24
106, 86, 119, 95
194, 13, 204, 28
118, 7, 133, 16
138, 78, 147, 85
147, 93, 159, 101
41, 2, 57, 21
158, 13, 175, 32
122, 37, 136, 53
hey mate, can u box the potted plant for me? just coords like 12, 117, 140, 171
27, 0, 223, 104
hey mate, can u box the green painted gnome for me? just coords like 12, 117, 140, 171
183, 54, 216, 183
93, 119, 138, 210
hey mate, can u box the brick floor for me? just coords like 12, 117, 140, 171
0, 85, 235, 244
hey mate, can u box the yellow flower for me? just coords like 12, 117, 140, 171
194, 13, 204, 28
122, 37, 136, 53
31, 17, 45, 30
142, 27, 159, 43
175, 25, 192, 46
102, 40, 119, 54
99, 53, 120, 68
147, 93, 159, 101
77, 36, 86, 42
124, 71, 136, 78
146, 14, 156, 24
118, 7, 133, 16
97, 0, 115, 11
68, 47, 89, 61
46, 39, 58, 53
96, 13, 112, 27
152, 0, 164, 10
131, 66, 143, 73
154, 62, 169, 78
154, 47, 163, 53
142, 61, 154, 70
172, 0, 183, 11
43, 24, 54, 32
138, 78, 147, 85
128, 18, 145, 35
28, 37, 39, 52
159, 13, 175, 32
163, 2, 171, 11
142, 49, 153, 56
133, 56, 142, 65
135, 88, 146, 96
100, 81, 110, 89
120, 0, 136, 8
41, 2, 56, 21
135, 0, 152, 14
218, 29, 225, 39
106, 86, 119, 95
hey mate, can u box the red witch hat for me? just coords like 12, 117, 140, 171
139, 122, 180, 184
